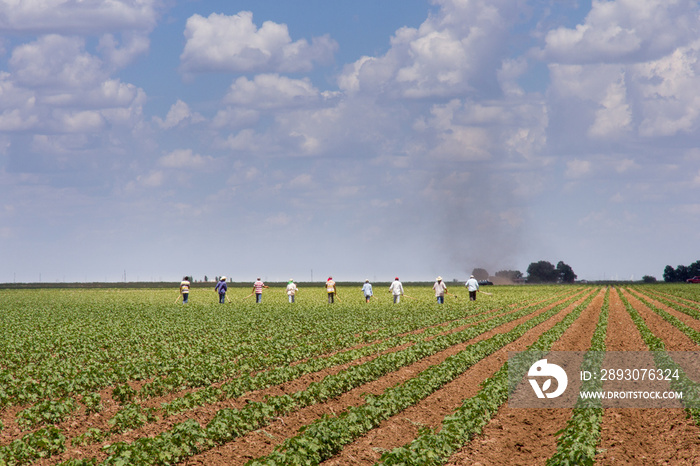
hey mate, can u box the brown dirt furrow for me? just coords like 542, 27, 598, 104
37, 336, 421, 465
442, 288, 604, 466
30, 300, 539, 465
648, 289, 700, 310
595, 288, 700, 465
183, 292, 587, 465
1, 384, 124, 450
7, 325, 434, 449
35, 302, 535, 464
621, 288, 699, 352
627, 288, 700, 335
5, 296, 529, 452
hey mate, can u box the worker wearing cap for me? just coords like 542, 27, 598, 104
215, 276, 227, 303
465, 275, 480, 301
326, 277, 337, 303
286, 279, 298, 303
389, 277, 404, 303
433, 276, 447, 304
361, 279, 373, 303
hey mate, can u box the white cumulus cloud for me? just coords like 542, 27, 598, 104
180, 11, 337, 74
0, 0, 161, 34
158, 149, 213, 169
224, 74, 319, 110
154, 100, 204, 129
338, 0, 522, 98
541, 0, 700, 64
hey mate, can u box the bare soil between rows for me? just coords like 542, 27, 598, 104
22, 292, 575, 465
13, 286, 700, 465
183, 290, 588, 465
448, 287, 700, 466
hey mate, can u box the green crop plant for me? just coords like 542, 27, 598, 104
108, 403, 158, 433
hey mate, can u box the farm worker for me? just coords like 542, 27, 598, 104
179, 276, 190, 303
215, 277, 227, 303
433, 276, 447, 304
326, 277, 337, 303
286, 279, 298, 303
253, 278, 269, 303
389, 277, 404, 303
465, 275, 479, 301
361, 279, 373, 303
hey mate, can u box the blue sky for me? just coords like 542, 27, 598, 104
1, 0, 699, 283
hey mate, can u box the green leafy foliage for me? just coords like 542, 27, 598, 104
251, 291, 593, 465
376, 290, 596, 466
108, 404, 158, 433
111, 384, 136, 405
16, 397, 77, 430
15, 285, 698, 465
0, 426, 65, 464
82, 392, 102, 414
71, 428, 107, 446
617, 288, 700, 421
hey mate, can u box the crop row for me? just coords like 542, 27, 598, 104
374, 289, 597, 466
72, 290, 585, 465
617, 288, 700, 420
158, 301, 518, 416
545, 288, 609, 466
0, 287, 565, 410
7, 291, 541, 442
5, 285, 700, 465
0, 286, 575, 464
22, 300, 520, 448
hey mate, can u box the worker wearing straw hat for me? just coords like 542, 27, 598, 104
433, 276, 447, 304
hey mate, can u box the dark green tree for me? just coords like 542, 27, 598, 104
556, 261, 577, 283
526, 261, 558, 283
642, 275, 657, 283
663, 266, 677, 282
690, 260, 700, 277
676, 265, 690, 281
664, 261, 700, 282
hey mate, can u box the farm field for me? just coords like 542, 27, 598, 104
2, 284, 700, 465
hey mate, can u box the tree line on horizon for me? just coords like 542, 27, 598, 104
663, 260, 700, 282
472, 260, 577, 284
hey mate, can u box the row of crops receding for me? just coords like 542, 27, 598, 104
0, 284, 699, 465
